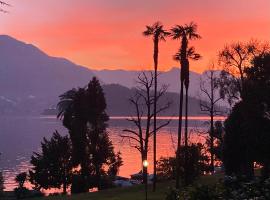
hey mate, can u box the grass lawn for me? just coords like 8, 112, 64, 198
34, 181, 172, 200
23, 173, 223, 200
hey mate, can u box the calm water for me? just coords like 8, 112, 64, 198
0, 115, 225, 191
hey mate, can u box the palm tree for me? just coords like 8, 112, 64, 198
143, 22, 170, 191
57, 87, 90, 191
171, 22, 201, 188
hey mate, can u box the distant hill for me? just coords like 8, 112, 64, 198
43, 83, 208, 116
103, 84, 207, 116
92, 67, 202, 97
0, 35, 221, 115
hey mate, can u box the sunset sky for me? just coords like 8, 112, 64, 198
0, 0, 269, 73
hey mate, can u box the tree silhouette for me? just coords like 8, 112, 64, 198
143, 22, 170, 191
218, 40, 270, 106
171, 22, 201, 187
15, 172, 27, 189
121, 72, 171, 185
57, 77, 122, 191
223, 53, 270, 178
29, 131, 72, 194
199, 64, 223, 172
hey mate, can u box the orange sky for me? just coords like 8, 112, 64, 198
0, 0, 269, 73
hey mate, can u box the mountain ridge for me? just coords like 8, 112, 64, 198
0, 35, 216, 115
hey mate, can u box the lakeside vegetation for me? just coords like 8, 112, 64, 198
1, 1, 270, 199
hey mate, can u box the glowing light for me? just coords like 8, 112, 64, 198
143, 160, 149, 168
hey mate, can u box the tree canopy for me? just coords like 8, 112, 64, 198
57, 77, 122, 192
29, 131, 72, 193
223, 53, 270, 178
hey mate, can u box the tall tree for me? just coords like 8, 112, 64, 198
218, 40, 270, 106
171, 22, 201, 188
57, 77, 122, 191
223, 53, 270, 178
199, 64, 223, 172
121, 72, 171, 185
29, 131, 73, 194
143, 22, 170, 191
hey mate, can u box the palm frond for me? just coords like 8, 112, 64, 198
170, 25, 185, 40
187, 46, 202, 60
57, 89, 78, 119
143, 21, 169, 41
173, 48, 182, 61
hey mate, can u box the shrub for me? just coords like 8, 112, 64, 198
165, 176, 270, 200
0, 171, 4, 194
157, 143, 210, 184
179, 184, 224, 200
71, 174, 88, 194
223, 176, 270, 199
165, 188, 180, 200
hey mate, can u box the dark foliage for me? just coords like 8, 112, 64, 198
71, 174, 88, 194
223, 53, 270, 178
218, 40, 270, 106
167, 176, 270, 200
57, 77, 122, 192
205, 121, 224, 165
157, 143, 210, 184
0, 171, 4, 194
15, 172, 27, 189
29, 131, 72, 193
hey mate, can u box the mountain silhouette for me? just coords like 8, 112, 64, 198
92, 67, 201, 97
0, 35, 213, 115
0, 35, 95, 114
0, 35, 95, 98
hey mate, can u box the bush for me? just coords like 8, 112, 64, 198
71, 174, 88, 194
15, 172, 27, 189
179, 184, 224, 200
165, 176, 270, 200
165, 188, 180, 200
157, 143, 210, 184
223, 176, 270, 199
0, 171, 4, 194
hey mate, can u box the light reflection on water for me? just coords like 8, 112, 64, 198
0, 116, 224, 191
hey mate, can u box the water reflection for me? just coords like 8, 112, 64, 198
0, 116, 224, 191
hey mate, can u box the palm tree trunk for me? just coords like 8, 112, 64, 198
184, 85, 189, 185
153, 39, 158, 192
176, 80, 184, 189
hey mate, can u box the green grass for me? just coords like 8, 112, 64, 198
24, 174, 222, 200
27, 182, 170, 200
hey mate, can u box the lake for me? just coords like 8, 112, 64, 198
0, 115, 225, 191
